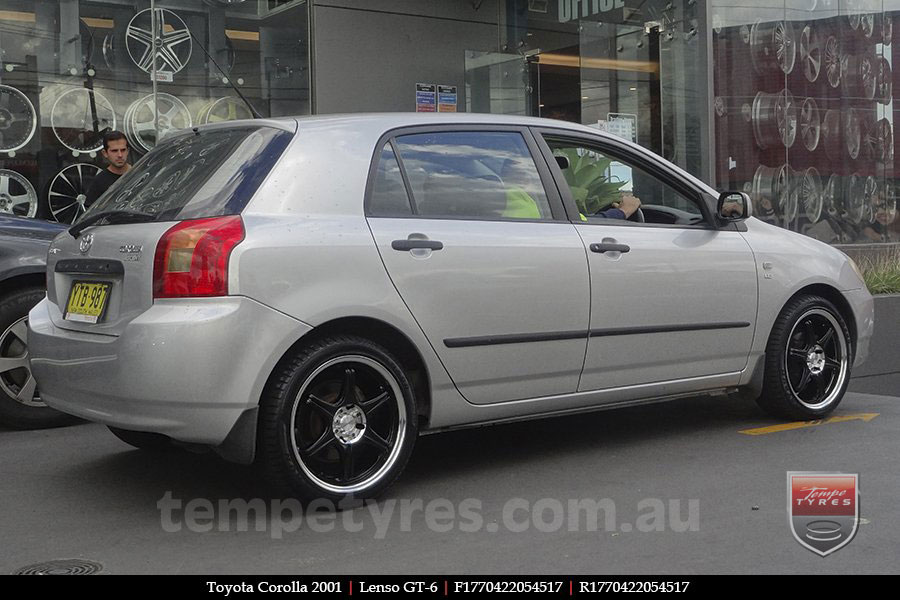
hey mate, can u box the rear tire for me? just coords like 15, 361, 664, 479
756, 294, 852, 420
0, 286, 77, 430
257, 335, 418, 504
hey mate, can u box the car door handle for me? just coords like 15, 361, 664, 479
590, 243, 630, 254
391, 239, 444, 251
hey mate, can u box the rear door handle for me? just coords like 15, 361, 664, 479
590, 243, 630, 254
391, 239, 444, 251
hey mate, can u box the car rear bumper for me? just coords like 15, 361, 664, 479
28, 296, 311, 446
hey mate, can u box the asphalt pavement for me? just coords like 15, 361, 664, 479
1, 378, 897, 575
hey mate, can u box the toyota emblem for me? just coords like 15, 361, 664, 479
79, 233, 93, 254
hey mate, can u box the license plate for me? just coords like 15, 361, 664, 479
65, 281, 111, 324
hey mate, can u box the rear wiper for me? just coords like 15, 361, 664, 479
69, 210, 156, 238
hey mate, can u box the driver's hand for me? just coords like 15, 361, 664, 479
614, 193, 642, 218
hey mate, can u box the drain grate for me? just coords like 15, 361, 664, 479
13, 559, 103, 575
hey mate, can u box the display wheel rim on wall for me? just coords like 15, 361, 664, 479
844, 53, 876, 101
863, 176, 878, 225
799, 24, 821, 83
823, 36, 842, 88
843, 109, 862, 160
883, 13, 893, 45
0, 85, 37, 153
823, 174, 840, 217
750, 21, 797, 75
751, 165, 790, 219
798, 167, 823, 223
799, 97, 820, 152
0, 170, 38, 218
845, 174, 866, 224
821, 109, 842, 161
125, 93, 192, 153
50, 88, 116, 154
200, 96, 254, 125
47, 163, 103, 225
860, 13, 875, 38
102, 33, 116, 70
875, 56, 892, 105
752, 90, 797, 149
126, 8, 192, 75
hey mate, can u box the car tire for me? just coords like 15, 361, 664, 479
108, 426, 178, 451
257, 335, 418, 504
756, 294, 853, 420
0, 286, 77, 430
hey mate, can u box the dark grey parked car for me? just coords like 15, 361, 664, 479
0, 215, 72, 428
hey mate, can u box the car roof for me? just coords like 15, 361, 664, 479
287, 111, 611, 137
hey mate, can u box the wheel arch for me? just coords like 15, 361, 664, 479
265, 316, 433, 429
781, 284, 857, 360
0, 272, 46, 299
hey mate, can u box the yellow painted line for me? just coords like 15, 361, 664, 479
739, 413, 879, 436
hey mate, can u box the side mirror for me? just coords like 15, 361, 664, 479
717, 191, 752, 222
555, 155, 570, 170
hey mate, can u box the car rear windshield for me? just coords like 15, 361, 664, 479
83, 125, 292, 222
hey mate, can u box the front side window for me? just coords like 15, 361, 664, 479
391, 131, 552, 221
545, 138, 705, 226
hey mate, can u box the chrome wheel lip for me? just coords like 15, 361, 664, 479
783, 309, 849, 411
0, 315, 43, 408
289, 354, 407, 495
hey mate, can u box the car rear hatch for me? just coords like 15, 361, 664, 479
45, 120, 295, 337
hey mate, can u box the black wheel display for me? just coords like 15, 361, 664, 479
0, 287, 76, 429
258, 335, 418, 503
0, 85, 37, 153
757, 295, 852, 420
47, 163, 103, 224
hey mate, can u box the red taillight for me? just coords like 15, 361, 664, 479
153, 216, 245, 299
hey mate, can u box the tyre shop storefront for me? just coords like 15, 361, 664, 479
0, 0, 897, 247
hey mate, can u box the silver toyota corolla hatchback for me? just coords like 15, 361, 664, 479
28, 113, 874, 502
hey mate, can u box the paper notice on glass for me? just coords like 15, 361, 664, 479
606, 113, 638, 143
416, 83, 437, 112
438, 85, 458, 112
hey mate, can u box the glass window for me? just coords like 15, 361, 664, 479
84, 126, 292, 222
392, 131, 552, 220
368, 143, 412, 216
544, 137, 703, 225
0, 0, 310, 225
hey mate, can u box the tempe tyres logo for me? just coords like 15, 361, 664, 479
787, 472, 859, 556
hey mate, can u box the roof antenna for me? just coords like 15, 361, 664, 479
185, 28, 263, 120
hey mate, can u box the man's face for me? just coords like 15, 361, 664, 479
103, 138, 129, 168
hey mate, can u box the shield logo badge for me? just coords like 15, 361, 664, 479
788, 472, 859, 556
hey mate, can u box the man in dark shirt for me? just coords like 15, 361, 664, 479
85, 131, 131, 207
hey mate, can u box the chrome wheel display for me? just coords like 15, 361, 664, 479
125, 93, 192, 153
883, 13, 893, 45
823, 36, 842, 88
102, 33, 116, 70
823, 174, 840, 217
751, 165, 790, 218
198, 96, 254, 124
752, 90, 797, 149
860, 13, 875, 38
0, 316, 41, 408
47, 163, 103, 224
821, 109, 842, 161
289, 355, 407, 494
799, 98, 820, 151
843, 109, 862, 160
864, 117, 893, 162
0, 85, 36, 153
799, 25, 821, 83
845, 174, 867, 224
0, 170, 37, 218
843, 53, 876, 100
126, 8, 192, 75
783, 309, 849, 411
875, 56, 892, 105
750, 21, 796, 75
50, 88, 116, 154
798, 167, 823, 223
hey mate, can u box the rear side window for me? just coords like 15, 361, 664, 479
390, 131, 552, 220
369, 143, 413, 216
84, 126, 292, 222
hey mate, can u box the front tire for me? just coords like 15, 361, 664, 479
0, 287, 77, 429
257, 335, 418, 504
757, 294, 852, 420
